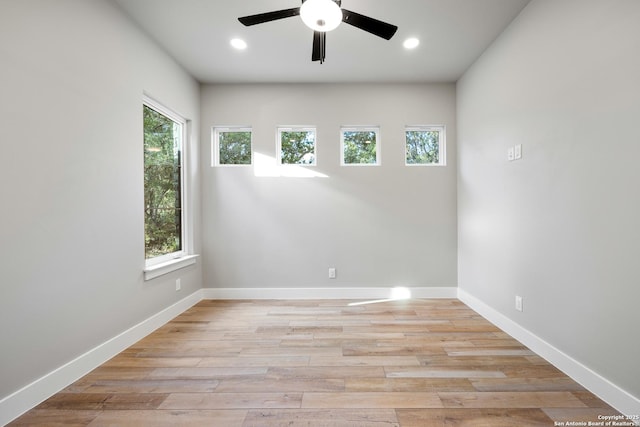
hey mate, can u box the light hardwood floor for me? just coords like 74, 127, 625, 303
10, 299, 622, 426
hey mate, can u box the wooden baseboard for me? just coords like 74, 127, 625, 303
458, 288, 640, 422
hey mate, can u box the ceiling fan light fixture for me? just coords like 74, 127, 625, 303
300, 0, 342, 32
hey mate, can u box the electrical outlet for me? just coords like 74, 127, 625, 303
175, 278, 181, 291
328, 268, 336, 279
507, 147, 515, 161
515, 295, 523, 312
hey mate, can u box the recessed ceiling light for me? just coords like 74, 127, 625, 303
230, 38, 247, 50
403, 37, 420, 49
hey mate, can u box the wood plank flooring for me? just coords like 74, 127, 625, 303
10, 299, 624, 426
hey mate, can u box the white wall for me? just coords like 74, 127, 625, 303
458, 0, 640, 404
0, 0, 201, 401
6, 0, 638, 419
201, 84, 457, 290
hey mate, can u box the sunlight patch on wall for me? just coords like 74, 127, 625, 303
254, 152, 328, 178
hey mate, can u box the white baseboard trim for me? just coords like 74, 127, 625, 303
458, 288, 640, 421
4, 286, 637, 426
0, 286, 454, 425
0, 289, 203, 426
201, 286, 458, 300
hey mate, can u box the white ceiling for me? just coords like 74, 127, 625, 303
113, 0, 530, 84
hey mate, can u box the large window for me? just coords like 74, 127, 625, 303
143, 98, 186, 265
405, 126, 446, 166
213, 127, 252, 166
278, 127, 316, 165
341, 127, 380, 165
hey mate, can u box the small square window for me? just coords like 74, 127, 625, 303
405, 126, 445, 166
341, 127, 380, 166
278, 127, 316, 165
213, 127, 252, 166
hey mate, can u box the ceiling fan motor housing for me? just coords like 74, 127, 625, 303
238, 0, 397, 63
300, 0, 343, 32
301, 0, 341, 5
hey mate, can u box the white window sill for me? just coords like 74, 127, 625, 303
144, 254, 199, 281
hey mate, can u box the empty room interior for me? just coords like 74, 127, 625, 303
1, 0, 639, 425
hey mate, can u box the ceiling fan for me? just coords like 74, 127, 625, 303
238, 0, 398, 64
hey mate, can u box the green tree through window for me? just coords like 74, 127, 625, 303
217, 130, 252, 165
342, 129, 379, 165
279, 129, 316, 164
144, 104, 183, 259
405, 127, 444, 165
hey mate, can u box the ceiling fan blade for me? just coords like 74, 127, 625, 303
312, 31, 326, 63
341, 9, 398, 40
238, 7, 300, 26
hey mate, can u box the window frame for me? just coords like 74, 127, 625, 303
340, 126, 381, 166
142, 95, 193, 276
404, 125, 446, 166
277, 126, 317, 166
212, 126, 253, 167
